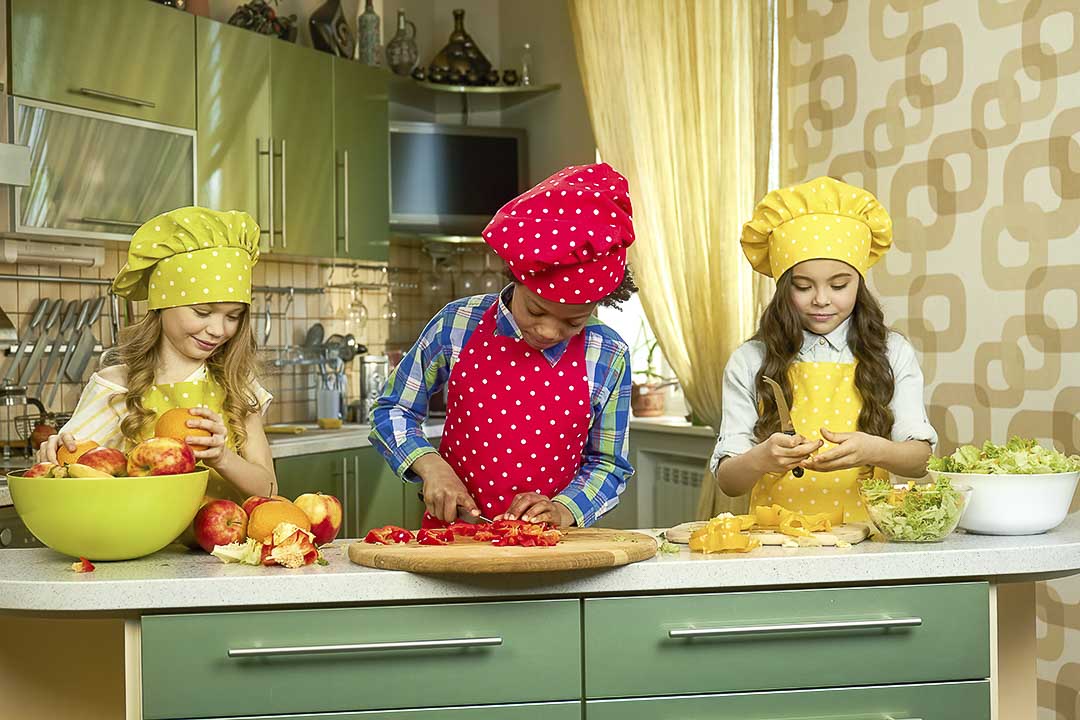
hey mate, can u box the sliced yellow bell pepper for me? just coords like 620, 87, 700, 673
689, 516, 760, 554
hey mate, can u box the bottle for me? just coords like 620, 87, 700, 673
356, 0, 381, 66
520, 43, 533, 86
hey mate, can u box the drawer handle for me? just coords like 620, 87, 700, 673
75, 87, 156, 108
668, 616, 922, 639
227, 636, 503, 658
75, 216, 144, 228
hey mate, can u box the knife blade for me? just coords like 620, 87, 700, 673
48, 299, 91, 408
67, 296, 107, 381
38, 300, 79, 402
18, 298, 62, 388
762, 375, 805, 478
416, 491, 493, 524
1, 298, 50, 385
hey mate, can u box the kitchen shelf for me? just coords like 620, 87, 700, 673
390, 77, 561, 124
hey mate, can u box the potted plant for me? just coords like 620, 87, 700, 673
631, 327, 677, 418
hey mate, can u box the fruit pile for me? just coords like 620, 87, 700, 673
201, 492, 343, 569
364, 519, 562, 548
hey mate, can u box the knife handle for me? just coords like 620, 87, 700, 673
783, 429, 806, 477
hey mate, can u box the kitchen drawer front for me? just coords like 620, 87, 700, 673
585, 582, 988, 698
10, 0, 196, 129
201, 700, 581, 720
586, 680, 989, 720
142, 599, 580, 719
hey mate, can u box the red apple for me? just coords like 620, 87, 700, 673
192, 499, 248, 553
242, 494, 290, 517
293, 492, 343, 546
77, 447, 127, 477
30, 423, 56, 452
126, 437, 196, 477
23, 462, 56, 478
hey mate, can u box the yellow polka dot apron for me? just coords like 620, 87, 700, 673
139, 375, 241, 504
749, 361, 886, 524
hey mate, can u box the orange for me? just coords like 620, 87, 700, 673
56, 440, 99, 466
155, 408, 211, 443
247, 501, 311, 543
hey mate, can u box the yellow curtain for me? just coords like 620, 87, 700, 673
569, 0, 774, 519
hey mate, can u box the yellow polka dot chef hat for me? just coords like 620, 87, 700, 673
112, 207, 260, 310
741, 176, 892, 280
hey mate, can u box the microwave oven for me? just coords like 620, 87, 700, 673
389, 122, 527, 235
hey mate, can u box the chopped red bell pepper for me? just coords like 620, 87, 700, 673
472, 528, 497, 542
364, 525, 415, 545
416, 527, 455, 546
70, 557, 95, 573
447, 521, 480, 537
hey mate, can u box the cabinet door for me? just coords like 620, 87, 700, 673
274, 450, 347, 504
269, 41, 334, 257
10, 0, 196, 128
402, 436, 439, 529
332, 58, 389, 262
196, 18, 270, 246
198, 702, 581, 720
352, 447, 406, 536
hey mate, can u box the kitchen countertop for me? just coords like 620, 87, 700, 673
629, 415, 716, 438
4, 515, 1080, 613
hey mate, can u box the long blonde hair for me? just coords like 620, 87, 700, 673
106, 308, 261, 451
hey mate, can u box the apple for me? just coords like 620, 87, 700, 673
23, 462, 56, 478
49, 465, 68, 478
30, 423, 56, 452
293, 492, 343, 546
192, 499, 248, 553
77, 447, 127, 477
242, 494, 290, 518
126, 437, 196, 477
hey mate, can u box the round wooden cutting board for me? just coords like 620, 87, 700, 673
348, 528, 658, 574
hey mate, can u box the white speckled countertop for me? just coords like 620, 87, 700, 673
4, 516, 1080, 613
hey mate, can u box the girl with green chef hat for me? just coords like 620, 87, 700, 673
36, 207, 277, 502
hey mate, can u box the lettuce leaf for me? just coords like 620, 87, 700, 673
929, 437, 1080, 474
860, 477, 966, 542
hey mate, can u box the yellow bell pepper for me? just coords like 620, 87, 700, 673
689, 516, 760, 554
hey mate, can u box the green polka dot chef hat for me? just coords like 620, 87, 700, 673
112, 207, 260, 309
741, 176, 893, 280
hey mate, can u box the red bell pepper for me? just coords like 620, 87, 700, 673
364, 525, 415, 545
417, 527, 455, 546
447, 521, 480, 537
70, 557, 95, 573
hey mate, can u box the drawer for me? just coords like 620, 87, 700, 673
585, 582, 988, 698
198, 700, 581, 720
142, 600, 580, 719
586, 680, 990, 720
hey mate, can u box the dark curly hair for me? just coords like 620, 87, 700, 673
500, 263, 638, 308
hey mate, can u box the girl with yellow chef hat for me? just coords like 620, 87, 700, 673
36, 207, 277, 501
710, 177, 937, 522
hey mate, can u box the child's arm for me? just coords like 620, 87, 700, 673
186, 407, 278, 497
804, 431, 930, 478
716, 434, 824, 496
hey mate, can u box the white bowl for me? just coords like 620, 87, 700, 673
929, 470, 1080, 535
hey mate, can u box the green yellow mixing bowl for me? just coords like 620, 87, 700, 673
8, 469, 209, 560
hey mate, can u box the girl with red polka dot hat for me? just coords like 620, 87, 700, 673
370, 163, 637, 528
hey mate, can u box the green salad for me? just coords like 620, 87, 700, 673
859, 477, 968, 542
929, 437, 1080, 475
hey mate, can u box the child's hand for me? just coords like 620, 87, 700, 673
184, 407, 228, 468
496, 492, 575, 527
802, 429, 885, 472
414, 453, 480, 523
758, 432, 822, 474
37, 432, 78, 464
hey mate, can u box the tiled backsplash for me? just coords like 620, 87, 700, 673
0, 236, 504, 449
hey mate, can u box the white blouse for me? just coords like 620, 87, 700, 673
709, 318, 938, 473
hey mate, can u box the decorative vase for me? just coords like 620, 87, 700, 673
356, 0, 381, 65
385, 10, 419, 76
310, 0, 354, 58
631, 382, 668, 418
427, 8, 491, 85
502, 69, 519, 86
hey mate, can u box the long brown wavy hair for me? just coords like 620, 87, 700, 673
105, 308, 261, 451
751, 271, 895, 442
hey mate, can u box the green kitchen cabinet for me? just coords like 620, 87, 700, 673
586, 680, 989, 720
274, 450, 348, 504
332, 58, 390, 262
269, 41, 335, 257
352, 446, 405, 535
195, 18, 271, 242
10, 0, 196, 129
205, 703, 581, 720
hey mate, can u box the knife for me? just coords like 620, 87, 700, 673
18, 298, 61, 388
417, 491, 493, 524
38, 300, 79, 402
67, 296, 107, 381
1, 298, 49, 385
48, 299, 91, 408
762, 375, 805, 478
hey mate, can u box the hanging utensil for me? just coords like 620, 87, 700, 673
303, 322, 325, 350
1, 298, 50, 385
108, 292, 121, 347
38, 300, 79, 402
67, 296, 107, 381
261, 292, 273, 345
18, 299, 62, 388
341, 333, 364, 363
762, 375, 804, 478
48, 299, 91, 408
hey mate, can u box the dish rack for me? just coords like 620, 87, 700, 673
14, 411, 72, 453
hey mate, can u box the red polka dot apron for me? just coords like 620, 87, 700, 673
425, 303, 591, 528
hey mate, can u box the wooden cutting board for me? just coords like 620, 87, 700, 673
348, 528, 658, 574
665, 521, 870, 546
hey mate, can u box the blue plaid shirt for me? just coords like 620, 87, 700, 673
368, 286, 633, 527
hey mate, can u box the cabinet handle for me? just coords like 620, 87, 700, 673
339, 150, 350, 253
279, 139, 288, 248
342, 456, 350, 538
259, 139, 276, 250
75, 87, 155, 108
76, 216, 143, 228
227, 636, 503, 658
667, 616, 922, 640
353, 454, 361, 538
